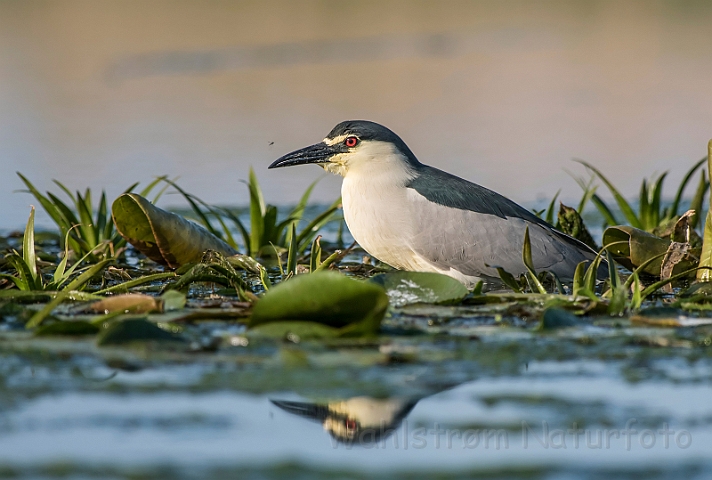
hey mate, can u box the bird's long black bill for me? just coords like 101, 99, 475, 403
270, 400, 329, 422
268, 142, 336, 169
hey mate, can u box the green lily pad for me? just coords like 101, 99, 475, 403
369, 271, 469, 307
248, 321, 339, 340
96, 318, 186, 346
249, 271, 388, 336
35, 321, 99, 337
112, 193, 237, 268
160, 290, 187, 312
538, 307, 582, 330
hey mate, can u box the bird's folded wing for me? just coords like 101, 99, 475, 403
405, 185, 596, 281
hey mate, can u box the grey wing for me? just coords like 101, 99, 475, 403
407, 197, 598, 281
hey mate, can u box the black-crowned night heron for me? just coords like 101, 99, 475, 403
271, 397, 416, 445
269, 120, 601, 287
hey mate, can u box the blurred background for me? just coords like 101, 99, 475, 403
1, 0, 712, 230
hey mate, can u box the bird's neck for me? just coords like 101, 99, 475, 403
341, 151, 418, 186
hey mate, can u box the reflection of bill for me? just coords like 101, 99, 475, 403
271, 397, 417, 446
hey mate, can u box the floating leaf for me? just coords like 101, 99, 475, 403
96, 318, 186, 346
369, 271, 469, 307
538, 307, 581, 330
112, 193, 237, 268
248, 321, 339, 340
90, 294, 159, 314
35, 321, 99, 337
250, 271, 388, 336
160, 290, 186, 311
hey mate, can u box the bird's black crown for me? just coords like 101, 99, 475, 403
327, 120, 420, 165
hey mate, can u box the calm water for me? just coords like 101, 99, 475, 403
1, 345, 710, 479
2, 1, 712, 229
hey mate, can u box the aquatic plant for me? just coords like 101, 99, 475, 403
17, 173, 165, 259
574, 158, 708, 232
158, 169, 341, 257
0, 207, 111, 294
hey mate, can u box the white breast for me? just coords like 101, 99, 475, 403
340, 147, 434, 272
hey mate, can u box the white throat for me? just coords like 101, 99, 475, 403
332, 141, 424, 271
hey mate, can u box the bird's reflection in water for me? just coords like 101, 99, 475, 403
271, 397, 418, 446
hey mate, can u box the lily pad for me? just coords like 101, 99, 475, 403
112, 193, 237, 268
35, 320, 99, 337
248, 321, 339, 340
96, 318, 186, 346
538, 307, 581, 330
369, 271, 469, 307
249, 271, 388, 336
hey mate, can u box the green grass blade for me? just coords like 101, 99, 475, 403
568, 171, 598, 215
591, 194, 620, 226
160, 178, 222, 238
606, 250, 620, 291
262, 205, 279, 246
151, 177, 175, 204
286, 223, 298, 276
97, 191, 108, 241
75, 190, 97, 247
274, 215, 299, 246
640, 266, 706, 302
289, 177, 321, 223
689, 170, 708, 230
670, 157, 706, 216
630, 272, 642, 310
6, 254, 37, 291
46, 192, 79, 227
309, 235, 322, 272
52, 226, 80, 285
295, 198, 341, 252
521, 226, 547, 294
639, 179, 650, 230
572, 261, 586, 295
582, 241, 620, 292
217, 207, 251, 253
93, 272, 177, 295
22, 207, 38, 284
316, 250, 341, 271
54, 242, 102, 289
138, 175, 168, 197
575, 159, 642, 229
270, 243, 285, 278
495, 267, 522, 293
258, 266, 272, 291
650, 173, 666, 227
25, 290, 71, 329
620, 250, 669, 290
698, 139, 712, 281
0, 273, 25, 290
545, 190, 560, 225
16, 173, 68, 229
247, 168, 266, 256
62, 259, 113, 291
52, 179, 75, 204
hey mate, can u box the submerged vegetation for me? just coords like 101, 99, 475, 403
2, 143, 712, 347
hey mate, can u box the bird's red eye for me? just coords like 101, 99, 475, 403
344, 136, 358, 148
345, 419, 357, 431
